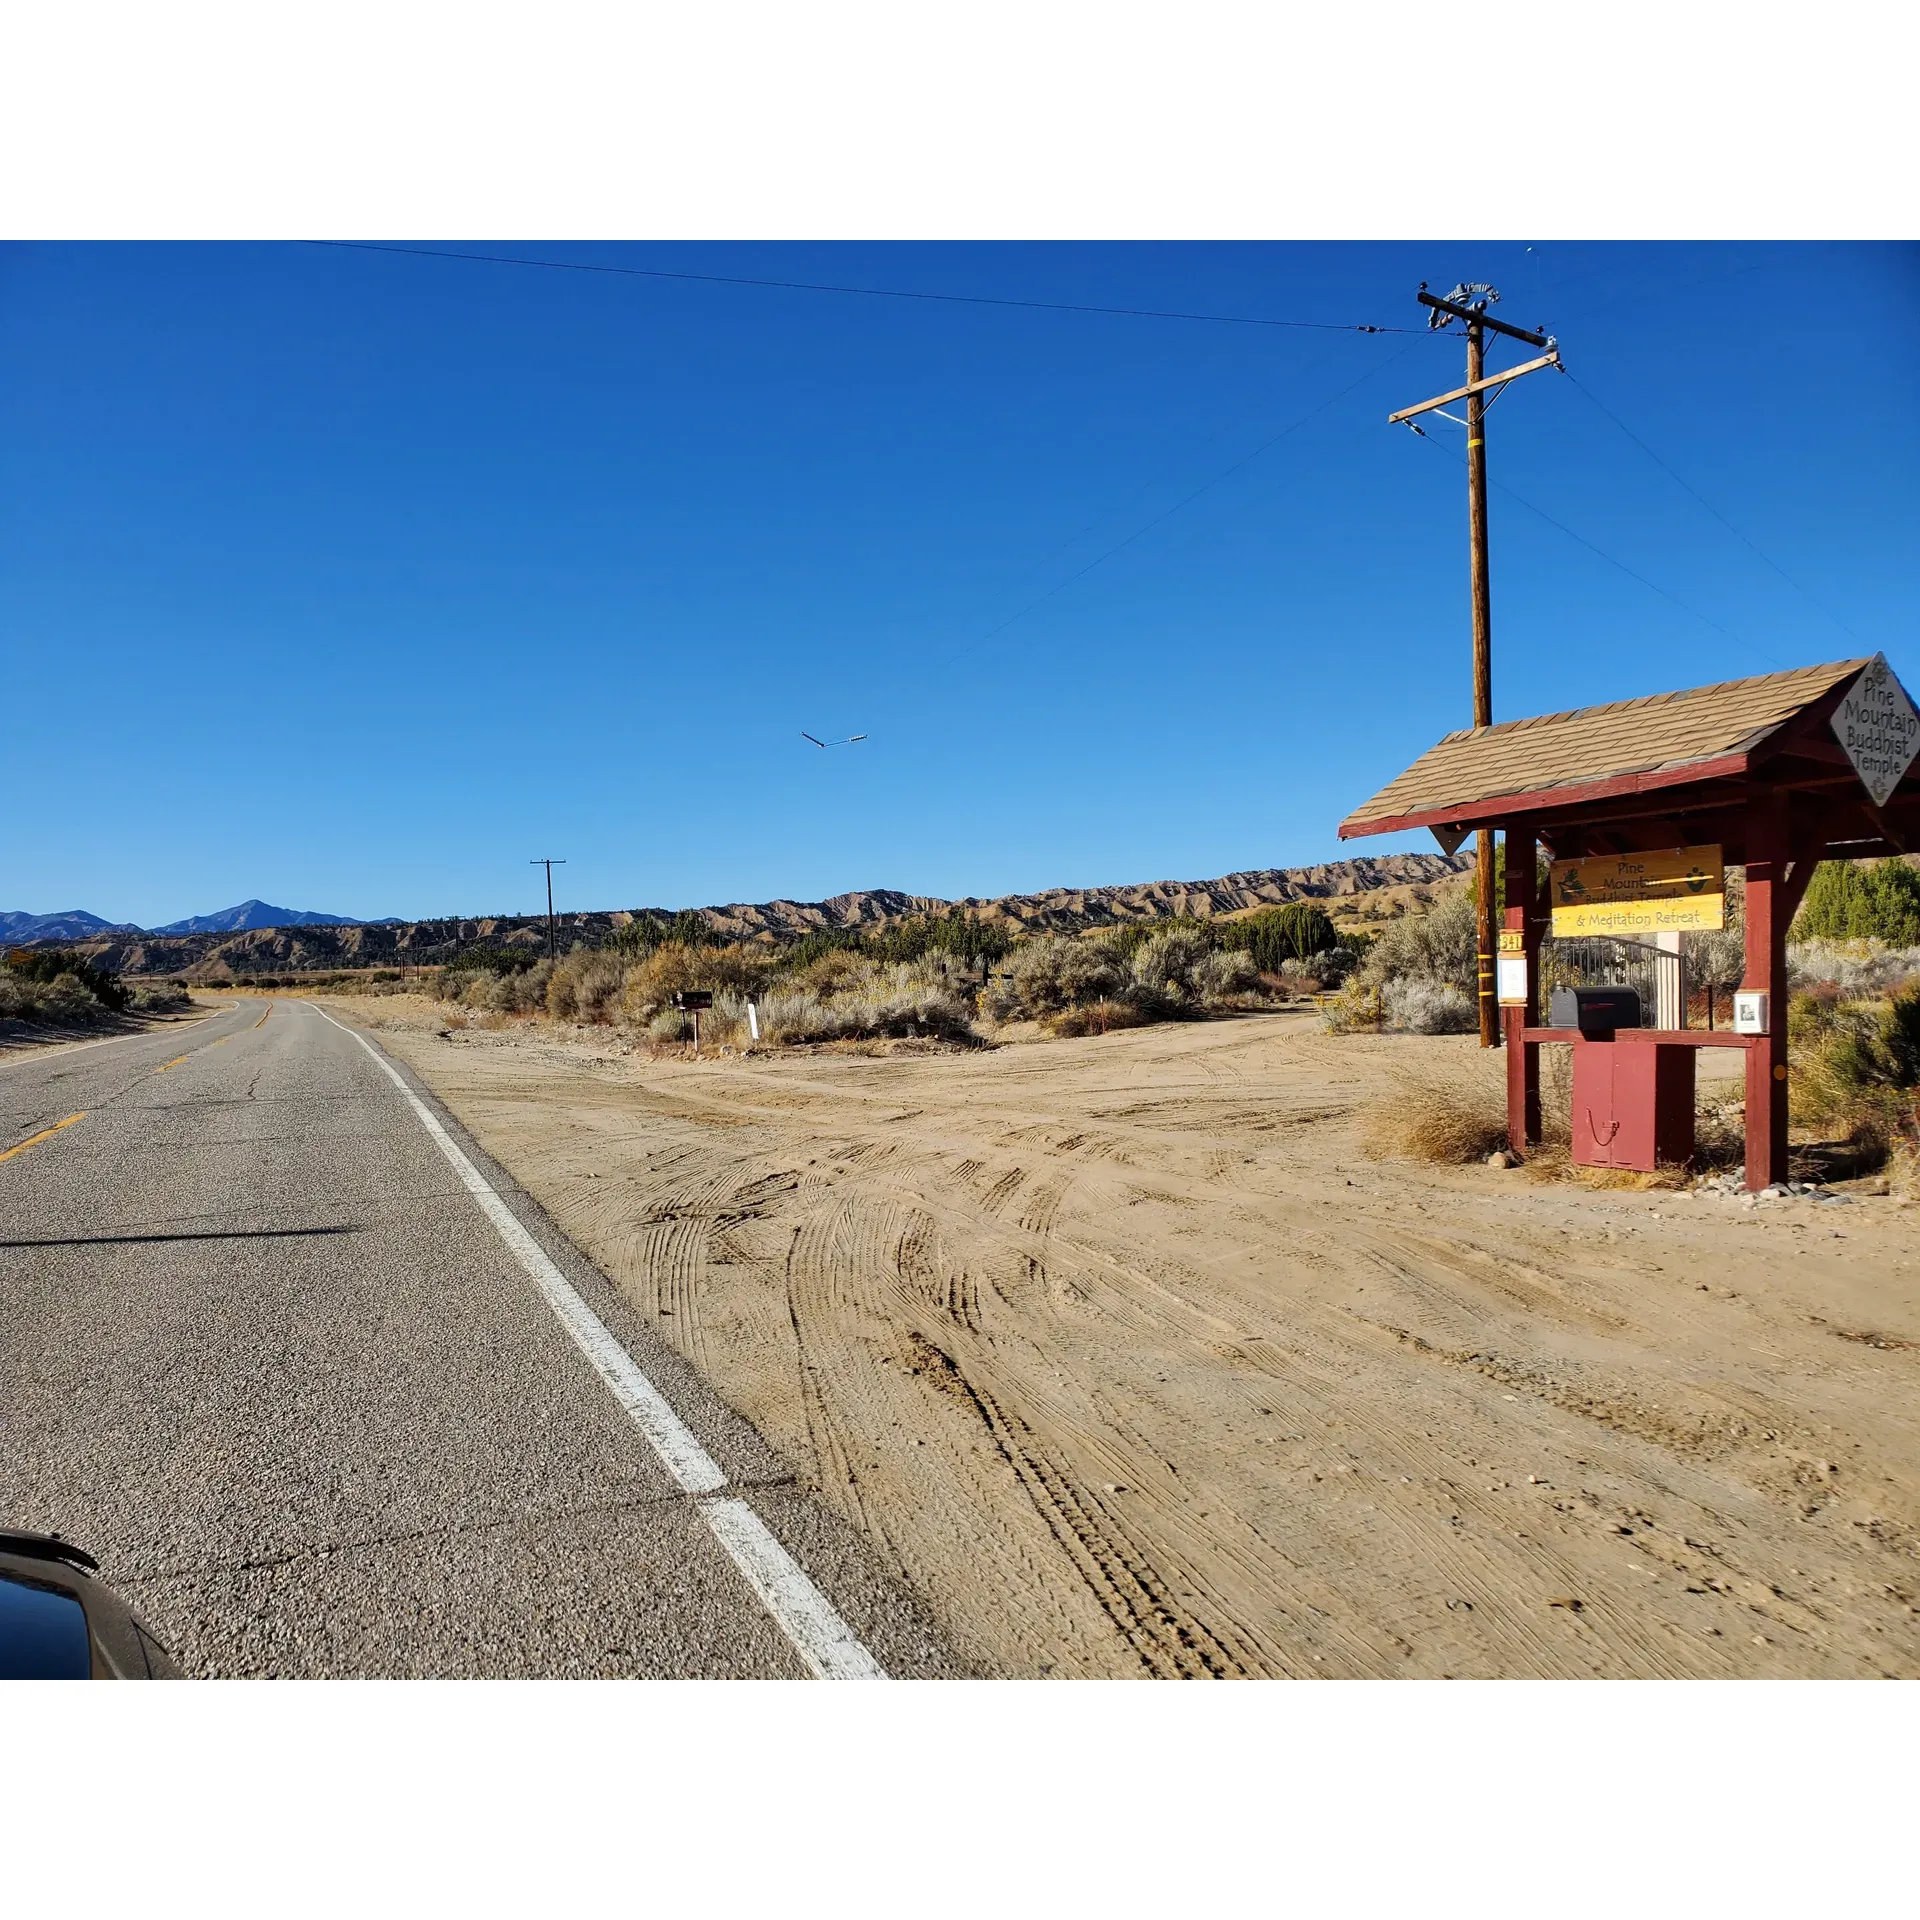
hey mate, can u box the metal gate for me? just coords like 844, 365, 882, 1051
1540, 935, 1688, 1030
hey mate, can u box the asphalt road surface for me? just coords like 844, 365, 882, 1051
0, 999, 960, 1677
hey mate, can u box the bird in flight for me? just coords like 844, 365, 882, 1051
801, 731, 868, 748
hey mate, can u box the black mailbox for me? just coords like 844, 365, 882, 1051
1549, 985, 1642, 1034
671, 990, 714, 1011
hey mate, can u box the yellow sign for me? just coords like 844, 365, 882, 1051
1497, 930, 1525, 953
1549, 844, 1725, 936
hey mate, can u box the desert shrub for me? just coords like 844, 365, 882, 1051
1687, 925, 1747, 1023
1127, 925, 1215, 1009
0, 967, 114, 1025
992, 936, 1126, 1021
1048, 998, 1150, 1038
466, 957, 552, 1013
1322, 978, 1383, 1033
649, 1008, 692, 1043
1382, 977, 1477, 1035
1191, 947, 1260, 1006
777, 928, 869, 972
618, 941, 776, 1024
1095, 919, 1209, 966
1796, 858, 1920, 946
1788, 941, 1920, 1001
1220, 904, 1337, 973
758, 962, 974, 1045
1359, 888, 1477, 991
1789, 987, 1920, 1159
440, 945, 543, 987
6, 948, 127, 1011
1281, 946, 1357, 989
784, 948, 871, 998
547, 946, 629, 1023
0, 973, 39, 1020
127, 979, 190, 1013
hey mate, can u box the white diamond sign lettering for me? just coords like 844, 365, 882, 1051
1831, 654, 1920, 809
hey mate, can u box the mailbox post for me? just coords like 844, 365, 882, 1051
671, 989, 714, 1056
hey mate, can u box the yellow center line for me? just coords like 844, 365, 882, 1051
254, 1006, 271, 1028
155, 1054, 191, 1073
0, 1112, 86, 1164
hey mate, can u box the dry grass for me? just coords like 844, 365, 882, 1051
1048, 998, 1149, 1038
1362, 1050, 1512, 1165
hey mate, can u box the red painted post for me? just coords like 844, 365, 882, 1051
1742, 793, 1791, 1191
1503, 828, 1542, 1152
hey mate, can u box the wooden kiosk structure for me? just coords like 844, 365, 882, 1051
1340, 657, 1920, 1192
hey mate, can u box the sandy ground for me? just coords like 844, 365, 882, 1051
317, 992, 1919, 1678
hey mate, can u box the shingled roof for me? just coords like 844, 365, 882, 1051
1340, 657, 1872, 839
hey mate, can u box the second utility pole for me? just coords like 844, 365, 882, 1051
1389, 284, 1560, 1047
529, 857, 566, 961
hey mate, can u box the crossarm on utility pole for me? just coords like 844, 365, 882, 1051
1386, 350, 1560, 426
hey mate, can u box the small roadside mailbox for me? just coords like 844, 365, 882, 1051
1548, 986, 1642, 1035
670, 989, 714, 1055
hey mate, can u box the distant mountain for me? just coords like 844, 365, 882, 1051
1, 908, 141, 944
151, 900, 370, 935
61, 854, 1475, 978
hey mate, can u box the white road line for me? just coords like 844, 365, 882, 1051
312, 1006, 885, 1681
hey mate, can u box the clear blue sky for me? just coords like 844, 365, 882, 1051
3, 240, 1914, 926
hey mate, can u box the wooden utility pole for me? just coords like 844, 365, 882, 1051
529, 857, 566, 960
1464, 310, 1497, 1043
1389, 285, 1559, 1046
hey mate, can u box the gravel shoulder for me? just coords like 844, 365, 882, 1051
320, 992, 1920, 1678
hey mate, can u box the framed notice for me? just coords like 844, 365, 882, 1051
1549, 844, 1725, 937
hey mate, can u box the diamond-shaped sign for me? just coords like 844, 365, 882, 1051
1831, 654, 1920, 809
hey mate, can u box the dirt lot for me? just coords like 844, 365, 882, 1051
319, 992, 1920, 1678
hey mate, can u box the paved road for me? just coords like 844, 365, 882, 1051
0, 1000, 960, 1677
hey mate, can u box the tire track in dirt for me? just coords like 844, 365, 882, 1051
343, 1003, 1920, 1679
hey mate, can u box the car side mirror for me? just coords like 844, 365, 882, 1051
0, 1532, 181, 1679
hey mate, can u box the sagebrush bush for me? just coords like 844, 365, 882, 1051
1359, 887, 1477, 992
126, 979, 190, 1013
992, 936, 1125, 1021
0, 970, 112, 1026
1129, 925, 1212, 1005
1788, 941, 1920, 1001
759, 960, 974, 1045
1280, 946, 1356, 989
546, 947, 629, 1023
1191, 947, 1260, 1005
6, 949, 127, 1012
1383, 977, 1477, 1035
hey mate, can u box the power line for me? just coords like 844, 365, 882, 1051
955, 341, 1424, 659
1410, 427, 1787, 669
1561, 368, 1865, 645
310, 240, 1438, 337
